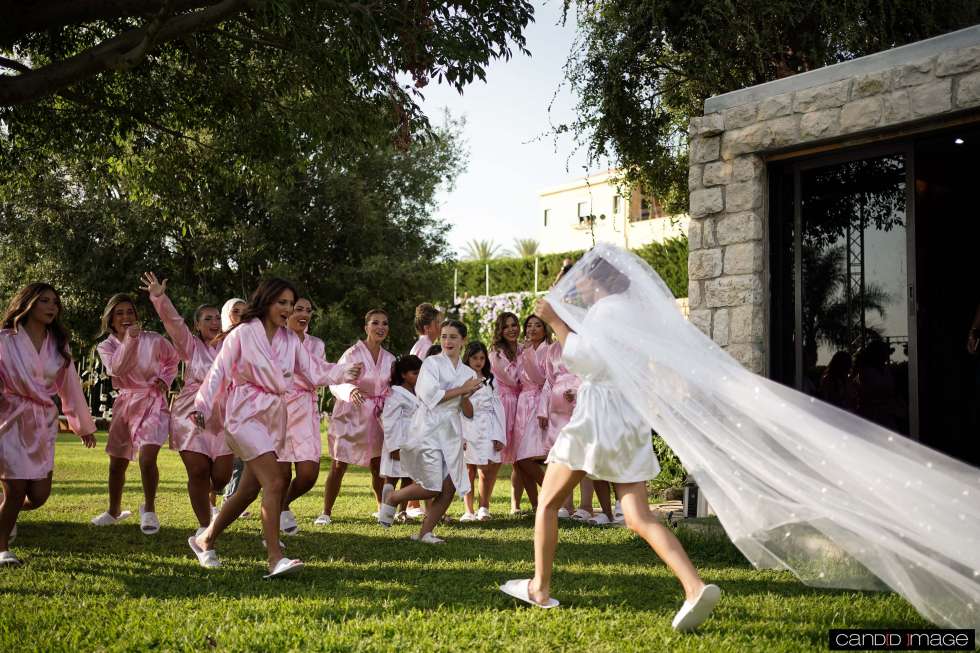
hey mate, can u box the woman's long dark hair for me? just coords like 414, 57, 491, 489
522, 313, 553, 345
491, 311, 519, 361
390, 354, 423, 387
215, 277, 298, 343
2, 282, 72, 366
463, 341, 494, 389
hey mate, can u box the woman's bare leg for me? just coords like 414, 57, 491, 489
180, 451, 214, 527
477, 464, 499, 510
321, 459, 348, 516
528, 463, 585, 605
419, 477, 456, 537
463, 465, 477, 513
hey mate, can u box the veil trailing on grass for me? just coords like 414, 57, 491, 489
545, 243, 980, 630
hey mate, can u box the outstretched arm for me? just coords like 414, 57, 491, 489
535, 299, 572, 347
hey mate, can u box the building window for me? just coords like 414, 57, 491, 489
640, 198, 651, 221
543, 208, 550, 227
613, 196, 621, 214
577, 201, 588, 222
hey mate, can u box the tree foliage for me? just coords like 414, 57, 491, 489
560, 0, 980, 214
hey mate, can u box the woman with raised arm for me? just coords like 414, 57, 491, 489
140, 272, 232, 533
91, 292, 179, 535
189, 278, 361, 577
0, 283, 97, 565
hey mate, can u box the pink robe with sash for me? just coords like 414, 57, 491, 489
513, 340, 552, 461
0, 329, 96, 479
539, 341, 581, 451
150, 293, 232, 460
489, 347, 522, 464
97, 330, 178, 460
328, 340, 395, 467
282, 334, 327, 463
195, 320, 349, 461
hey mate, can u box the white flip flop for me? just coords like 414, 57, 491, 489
570, 509, 592, 521
263, 557, 304, 579
90, 510, 133, 526
499, 579, 559, 609
0, 550, 21, 566
587, 513, 611, 526
672, 584, 721, 632
187, 536, 221, 569
280, 510, 299, 536
139, 505, 160, 535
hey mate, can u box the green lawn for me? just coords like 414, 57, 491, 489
0, 434, 929, 652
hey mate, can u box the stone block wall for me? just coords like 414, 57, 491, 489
687, 43, 980, 374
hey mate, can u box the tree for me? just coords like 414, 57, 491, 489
560, 1, 980, 215
510, 238, 540, 258
463, 239, 503, 262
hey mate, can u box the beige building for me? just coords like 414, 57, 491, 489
537, 169, 688, 254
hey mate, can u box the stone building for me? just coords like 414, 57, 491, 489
686, 25, 980, 463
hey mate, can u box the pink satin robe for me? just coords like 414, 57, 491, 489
195, 319, 349, 462
489, 347, 522, 464
540, 341, 581, 451
0, 329, 96, 479
328, 340, 394, 467
410, 335, 432, 359
151, 293, 232, 461
97, 330, 178, 460
513, 340, 552, 461
282, 334, 326, 463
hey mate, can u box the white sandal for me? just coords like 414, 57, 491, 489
587, 513, 611, 526
280, 510, 299, 536
187, 536, 221, 568
263, 557, 304, 579
570, 508, 592, 521
499, 579, 559, 608
90, 510, 133, 526
313, 514, 332, 526
139, 505, 160, 535
672, 584, 721, 632
0, 550, 21, 566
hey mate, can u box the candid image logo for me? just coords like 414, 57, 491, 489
829, 629, 975, 651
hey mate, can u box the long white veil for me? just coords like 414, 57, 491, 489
546, 243, 980, 630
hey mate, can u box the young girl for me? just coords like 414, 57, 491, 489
141, 272, 233, 533
0, 283, 97, 565
377, 320, 483, 543
410, 304, 442, 359
511, 314, 553, 510
190, 278, 360, 577
91, 293, 179, 535
489, 312, 525, 514
316, 309, 395, 525
379, 355, 423, 519
460, 341, 506, 521
279, 297, 330, 536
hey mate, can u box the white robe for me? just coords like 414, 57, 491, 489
399, 353, 476, 496
545, 325, 660, 484
462, 381, 506, 465
379, 385, 420, 478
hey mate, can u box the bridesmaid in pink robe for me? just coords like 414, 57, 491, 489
91, 293, 179, 535
540, 339, 584, 517
0, 283, 97, 565
190, 278, 360, 577
489, 311, 526, 513
410, 303, 442, 359
279, 297, 331, 536
140, 272, 232, 531
317, 309, 395, 525
512, 314, 553, 510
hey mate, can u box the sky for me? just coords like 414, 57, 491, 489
416, 1, 603, 255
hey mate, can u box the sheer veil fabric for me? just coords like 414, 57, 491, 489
546, 243, 980, 630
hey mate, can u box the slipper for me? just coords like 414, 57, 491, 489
263, 557, 304, 579
187, 536, 221, 569
90, 510, 133, 526
313, 514, 332, 526
139, 505, 160, 535
557, 508, 571, 520
499, 579, 559, 609
405, 507, 425, 519
476, 507, 492, 521
587, 513, 611, 526
280, 510, 299, 536
459, 511, 478, 522
0, 550, 21, 566
672, 584, 721, 632
570, 509, 592, 521
410, 531, 445, 544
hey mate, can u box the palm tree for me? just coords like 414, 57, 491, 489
463, 239, 502, 262
510, 238, 540, 258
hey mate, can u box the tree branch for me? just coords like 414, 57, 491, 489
0, 0, 247, 106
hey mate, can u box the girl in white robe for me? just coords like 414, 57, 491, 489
459, 341, 506, 521
377, 320, 483, 543
379, 355, 422, 521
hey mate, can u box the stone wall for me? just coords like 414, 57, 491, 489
686, 42, 980, 374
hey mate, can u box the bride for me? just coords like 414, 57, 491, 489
501, 243, 980, 632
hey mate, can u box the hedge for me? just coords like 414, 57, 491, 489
451, 236, 688, 299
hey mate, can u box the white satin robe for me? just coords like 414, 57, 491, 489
195, 319, 349, 462
379, 384, 420, 478
462, 381, 506, 466
399, 353, 477, 496
0, 329, 96, 479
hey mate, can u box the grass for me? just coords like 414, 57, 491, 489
0, 434, 930, 652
